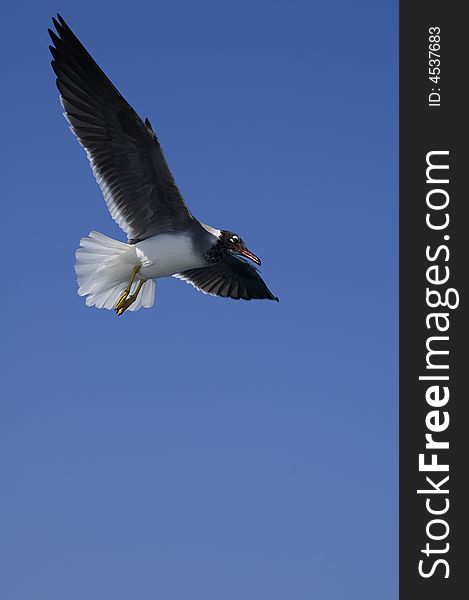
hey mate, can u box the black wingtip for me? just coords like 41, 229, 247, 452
48, 28, 60, 46
51, 14, 68, 34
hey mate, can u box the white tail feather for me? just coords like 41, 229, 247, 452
75, 231, 156, 311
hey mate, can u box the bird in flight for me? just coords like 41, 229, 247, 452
49, 15, 278, 315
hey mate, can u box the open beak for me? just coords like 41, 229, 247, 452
238, 246, 261, 265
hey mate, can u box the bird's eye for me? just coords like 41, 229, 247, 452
230, 236, 239, 244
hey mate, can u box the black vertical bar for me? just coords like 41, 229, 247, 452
400, 1, 468, 598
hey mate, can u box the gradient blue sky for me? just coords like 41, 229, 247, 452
1, 1, 397, 598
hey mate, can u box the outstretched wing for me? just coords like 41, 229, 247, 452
49, 14, 196, 243
174, 256, 279, 301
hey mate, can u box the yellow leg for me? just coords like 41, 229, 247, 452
114, 265, 141, 312
115, 277, 147, 316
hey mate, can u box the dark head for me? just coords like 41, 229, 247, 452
207, 230, 261, 265
220, 230, 261, 265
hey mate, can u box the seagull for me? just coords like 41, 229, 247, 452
48, 15, 278, 315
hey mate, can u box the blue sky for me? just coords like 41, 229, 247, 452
1, 1, 397, 598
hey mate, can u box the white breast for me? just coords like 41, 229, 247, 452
135, 234, 207, 279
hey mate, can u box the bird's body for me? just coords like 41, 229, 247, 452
136, 233, 210, 279
49, 15, 278, 314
